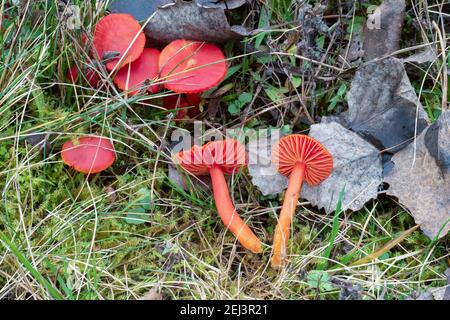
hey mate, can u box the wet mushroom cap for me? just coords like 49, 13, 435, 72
272, 134, 333, 185
175, 139, 247, 176
159, 39, 228, 93
61, 136, 115, 174
93, 13, 145, 71
113, 48, 160, 96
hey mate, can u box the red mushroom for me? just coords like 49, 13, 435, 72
61, 136, 115, 174
163, 93, 202, 119
67, 64, 101, 88
113, 48, 160, 96
271, 134, 333, 267
93, 13, 145, 71
159, 39, 227, 94
175, 139, 262, 253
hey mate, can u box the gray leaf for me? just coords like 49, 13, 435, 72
384, 111, 450, 239
168, 164, 211, 191
108, 0, 250, 43
301, 122, 383, 213
362, 0, 405, 61
247, 132, 288, 196
345, 58, 429, 153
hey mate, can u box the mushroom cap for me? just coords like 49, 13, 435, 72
93, 14, 145, 71
163, 93, 202, 119
61, 136, 115, 174
175, 138, 247, 176
67, 65, 101, 88
272, 134, 333, 185
113, 48, 160, 96
159, 39, 227, 93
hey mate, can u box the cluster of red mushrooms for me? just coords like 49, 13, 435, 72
61, 13, 334, 268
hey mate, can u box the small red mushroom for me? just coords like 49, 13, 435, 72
175, 139, 262, 253
113, 48, 160, 96
67, 64, 101, 88
93, 13, 145, 71
271, 134, 333, 268
163, 93, 202, 119
61, 136, 115, 174
159, 39, 228, 94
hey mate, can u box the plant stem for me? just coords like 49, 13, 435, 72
272, 162, 305, 267
209, 166, 262, 253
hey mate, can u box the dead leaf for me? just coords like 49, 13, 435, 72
384, 111, 450, 239
197, 0, 247, 9
444, 268, 450, 300
139, 288, 163, 300
336, 57, 429, 153
403, 46, 437, 64
168, 164, 211, 191
301, 122, 383, 212
362, 0, 405, 61
247, 132, 288, 196
108, 0, 250, 43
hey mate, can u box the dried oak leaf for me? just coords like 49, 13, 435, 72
328, 57, 429, 153
384, 111, 450, 239
362, 0, 405, 61
301, 122, 383, 212
108, 0, 250, 43
248, 123, 383, 213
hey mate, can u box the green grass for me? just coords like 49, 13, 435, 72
0, 0, 448, 300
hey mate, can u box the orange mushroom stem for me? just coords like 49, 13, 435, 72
175, 139, 262, 253
271, 134, 333, 268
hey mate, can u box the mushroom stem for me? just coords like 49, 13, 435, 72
272, 162, 305, 267
209, 166, 262, 253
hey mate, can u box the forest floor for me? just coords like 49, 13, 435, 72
0, 0, 448, 300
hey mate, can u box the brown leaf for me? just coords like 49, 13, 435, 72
384, 111, 450, 239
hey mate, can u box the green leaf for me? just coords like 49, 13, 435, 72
327, 96, 340, 111
337, 83, 347, 96
124, 207, 149, 225
228, 101, 241, 115
318, 186, 345, 270
136, 187, 153, 210
306, 270, 334, 292
264, 85, 285, 103
347, 16, 365, 34
291, 77, 302, 88
280, 124, 292, 135
238, 92, 253, 104
255, 7, 271, 48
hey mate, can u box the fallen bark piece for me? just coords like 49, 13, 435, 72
108, 0, 250, 43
